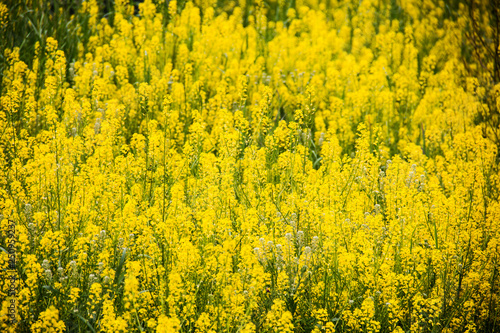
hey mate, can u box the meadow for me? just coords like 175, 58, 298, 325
0, 0, 500, 332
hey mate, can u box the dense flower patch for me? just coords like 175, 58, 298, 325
0, 0, 499, 332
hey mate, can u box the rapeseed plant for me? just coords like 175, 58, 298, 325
0, 0, 500, 332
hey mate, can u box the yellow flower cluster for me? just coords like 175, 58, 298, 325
1, 0, 499, 332
30, 306, 65, 333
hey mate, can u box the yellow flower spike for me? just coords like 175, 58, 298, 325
168, 0, 177, 20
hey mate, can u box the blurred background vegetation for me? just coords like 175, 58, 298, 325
1, 0, 499, 163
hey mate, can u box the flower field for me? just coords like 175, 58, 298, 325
1, 0, 500, 332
